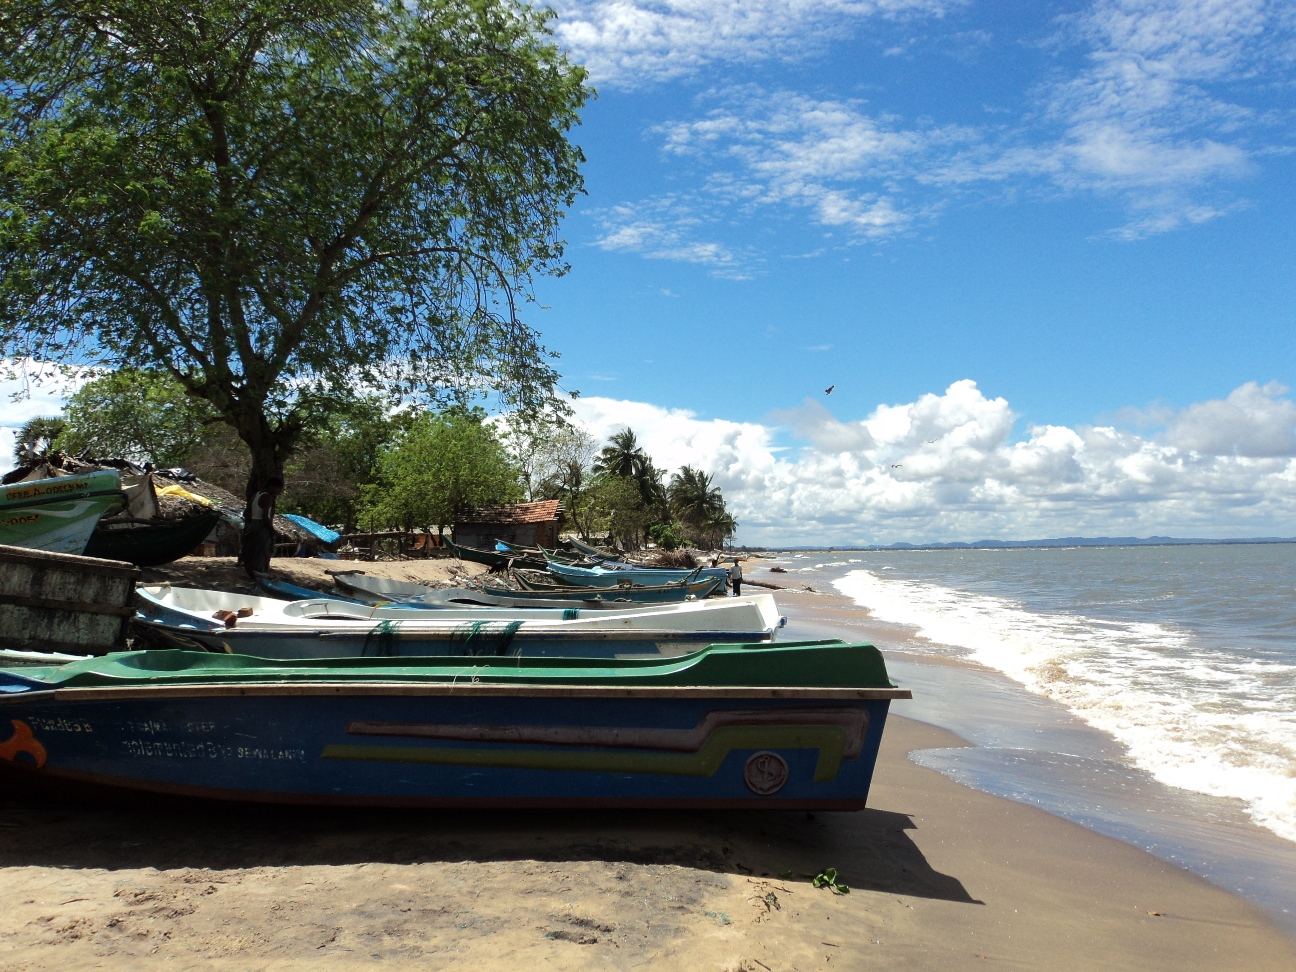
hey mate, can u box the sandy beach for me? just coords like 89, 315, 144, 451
2, 716, 1293, 970
2, 556, 1293, 968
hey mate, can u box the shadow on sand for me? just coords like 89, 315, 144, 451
0, 797, 979, 904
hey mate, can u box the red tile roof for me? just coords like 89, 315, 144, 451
455, 499, 562, 525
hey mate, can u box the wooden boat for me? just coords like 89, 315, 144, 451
0, 640, 910, 808
0, 470, 125, 554
505, 575, 724, 601
443, 537, 547, 571
546, 559, 730, 589
132, 585, 785, 659
83, 509, 222, 567
331, 573, 712, 610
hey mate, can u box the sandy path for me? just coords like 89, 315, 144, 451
1, 717, 1291, 971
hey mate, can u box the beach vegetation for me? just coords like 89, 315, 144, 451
0, 0, 588, 527
55, 369, 216, 468
11, 415, 67, 462
358, 409, 521, 536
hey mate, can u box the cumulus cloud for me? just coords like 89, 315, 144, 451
572, 379, 1296, 544
549, 0, 958, 86
1166, 381, 1296, 457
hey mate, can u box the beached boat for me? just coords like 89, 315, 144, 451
0, 470, 125, 555
0, 640, 910, 808
444, 537, 547, 571
132, 585, 785, 659
546, 559, 731, 589
83, 508, 222, 567
504, 575, 724, 601
333, 571, 722, 605
330, 573, 712, 610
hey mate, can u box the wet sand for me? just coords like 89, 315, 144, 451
2, 716, 1293, 970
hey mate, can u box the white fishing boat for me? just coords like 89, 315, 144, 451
134, 585, 786, 659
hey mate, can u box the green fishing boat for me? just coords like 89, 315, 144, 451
0, 471, 125, 555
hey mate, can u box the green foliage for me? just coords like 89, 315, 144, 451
586, 473, 655, 549
647, 523, 686, 551
0, 0, 589, 496
55, 369, 215, 467
280, 397, 412, 532
360, 410, 521, 532
12, 415, 66, 461
669, 465, 737, 549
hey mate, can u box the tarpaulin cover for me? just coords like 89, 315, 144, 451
282, 514, 341, 545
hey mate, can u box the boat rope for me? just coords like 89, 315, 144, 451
451, 620, 526, 657
362, 619, 401, 657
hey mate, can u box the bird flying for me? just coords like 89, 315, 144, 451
825, 385, 835, 395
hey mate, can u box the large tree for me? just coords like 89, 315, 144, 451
0, 0, 588, 516
360, 410, 521, 535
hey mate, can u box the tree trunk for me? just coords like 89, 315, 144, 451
235, 411, 289, 575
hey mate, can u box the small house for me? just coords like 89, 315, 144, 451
453, 499, 563, 550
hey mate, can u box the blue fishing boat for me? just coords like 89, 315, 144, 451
546, 559, 730, 589
0, 640, 910, 808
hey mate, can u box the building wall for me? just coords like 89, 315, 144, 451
455, 520, 558, 549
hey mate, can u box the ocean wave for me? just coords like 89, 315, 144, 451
834, 569, 1296, 844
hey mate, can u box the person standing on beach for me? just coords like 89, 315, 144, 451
240, 477, 283, 579
728, 558, 743, 596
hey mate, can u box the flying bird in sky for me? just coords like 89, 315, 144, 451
825, 385, 835, 395
891, 464, 902, 468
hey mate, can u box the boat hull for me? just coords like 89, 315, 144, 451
0, 687, 894, 809
545, 560, 731, 589
0, 471, 124, 555
84, 509, 221, 567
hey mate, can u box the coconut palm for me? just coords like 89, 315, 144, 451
594, 427, 649, 480
668, 466, 723, 528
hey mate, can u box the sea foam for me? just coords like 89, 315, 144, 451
834, 569, 1296, 844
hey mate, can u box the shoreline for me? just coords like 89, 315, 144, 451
768, 574, 1296, 940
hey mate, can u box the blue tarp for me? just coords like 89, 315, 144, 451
282, 514, 341, 545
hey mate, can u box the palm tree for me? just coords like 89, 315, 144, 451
13, 415, 67, 462
594, 427, 648, 480
669, 466, 723, 528
703, 509, 738, 550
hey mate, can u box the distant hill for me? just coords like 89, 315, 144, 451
758, 536, 1296, 552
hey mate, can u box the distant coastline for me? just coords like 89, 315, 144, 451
746, 535, 1296, 552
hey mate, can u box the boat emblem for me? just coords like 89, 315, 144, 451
744, 751, 789, 795
0, 720, 47, 769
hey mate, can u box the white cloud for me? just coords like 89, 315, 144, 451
0, 361, 95, 474
590, 197, 751, 276
1166, 381, 1296, 457
656, 90, 950, 239
1038, 0, 1275, 235
572, 379, 1296, 544
595, 1, 1293, 256
550, 0, 959, 86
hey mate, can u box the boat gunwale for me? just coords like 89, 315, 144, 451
9, 683, 913, 702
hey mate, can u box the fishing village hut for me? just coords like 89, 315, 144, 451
453, 499, 563, 550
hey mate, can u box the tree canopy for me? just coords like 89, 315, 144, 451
360, 410, 521, 534
56, 369, 216, 467
0, 0, 589, 504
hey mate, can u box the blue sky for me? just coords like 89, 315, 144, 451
536, 0, 1296, 426
4, 0, 1296, 544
